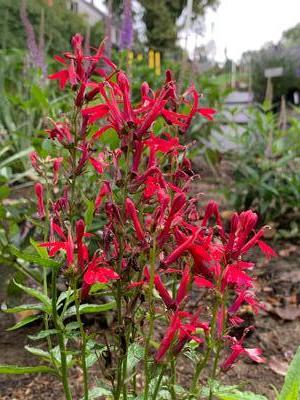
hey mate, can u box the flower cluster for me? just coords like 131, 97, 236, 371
31, 33, 276, 397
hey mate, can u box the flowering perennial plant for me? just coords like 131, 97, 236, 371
5, 34, 277, 400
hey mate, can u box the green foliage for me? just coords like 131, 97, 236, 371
0, 0, 86, 55
126, 343, 145, 374
0, 364, 55, 374
62, 302, 117, 319
13, 280, 52, 310
282, 23, 300, 47
7, 314, 42, 331
246, 43, 300, 102
201, 106, 300, 236
278, 346, 300, 400
9, 245, 60, 268
200, 382, 268, 400
139, 0, 219, 53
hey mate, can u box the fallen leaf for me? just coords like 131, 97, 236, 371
270, 306, 300, 321
278, 270, 300, 283
269, 356, 289, 376
278, 245, 298, 257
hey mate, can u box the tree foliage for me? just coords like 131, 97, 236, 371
110, 0, 219, 53
244, 44, 300, 102
0, 0, 87, 55
140, 0, 219, 52
281, 22, 300, 47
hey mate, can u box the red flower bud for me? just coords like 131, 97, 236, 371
34, 183, 45, 219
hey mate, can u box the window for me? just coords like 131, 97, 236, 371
71, 1, 78, 13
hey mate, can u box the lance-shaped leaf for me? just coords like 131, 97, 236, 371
63, 302, 116, 319
9, 245, 60, 268
0, 364, 55, 374
278, 346, 300, 400
4, 303, 45, 313
13, 281, 51, 311
7, 315, 41, 331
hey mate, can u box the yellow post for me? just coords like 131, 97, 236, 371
128, 50, 134, 66
155, 51, 161, 76
148, 50, 155, 69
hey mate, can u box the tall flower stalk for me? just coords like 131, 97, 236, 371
120, 0, 133, 50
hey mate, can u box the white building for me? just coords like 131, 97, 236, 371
68, 0, 120, 45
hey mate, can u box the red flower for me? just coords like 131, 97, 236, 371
143, 176, 161, 199
81, 104, 109, 124
175, 266, 190, 307
34, 183, 45, 219
221, 331, 265, 371
89, 152, 108, 174
155, 314, 180, 362
125, 198, 145, 241
53, 157, 63, 185
40, 227, 74, 267
228, 289, 261, 315
95, 181, 111, 210
45, 121, 73, 144
76, 219, 89, 269
198, 108, 216, 120
83, 255, 119, 285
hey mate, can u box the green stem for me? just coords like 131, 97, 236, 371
73, 279, 89, 400
152, 365, 166, 400
144, 238, 157, 399
122, 344, 128, 400
190, 345, 211, 396
170, 360, 176, 400
43, 267, 59, 376
51, 268, 72, 400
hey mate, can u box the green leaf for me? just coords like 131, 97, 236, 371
30, 85, 49, 109
0, 364, 54, 375
0, 147, 33, 169
83, 387, 112, 400
56, 289, 74, 306
25, 346, 51, 359
50, 345, 73, 367
278, 346, 300, 400
0, 185, 10, 200
126, 343, 145, 374
214, 391, 268, 400
7, 315, 41, 331
13, 281, 51, 310
4, 303, 45, 313
65, 322, 80, 331
30, 238, 49, 259
84, 199, 95, 228
9, 245, 60, 268
28, 329, 58, 341
201, 383, 268, 400
63, 302, 116, 319
99, 127, 119, 150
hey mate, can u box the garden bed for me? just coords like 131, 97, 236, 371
1, 241, 300, 399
